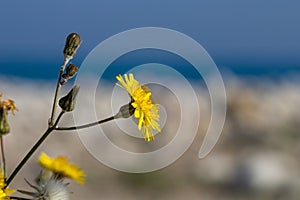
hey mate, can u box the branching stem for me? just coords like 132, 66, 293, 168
6, 111, 65, 186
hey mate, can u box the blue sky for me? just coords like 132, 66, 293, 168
0, 1, 299, 79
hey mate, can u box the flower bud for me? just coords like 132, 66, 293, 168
61, 64, 79, 85
114, 103, 135, 119
65, 64, 78, 78
0, 108, 10, 135
59, 85, 80, 112
63, 33, 81, 59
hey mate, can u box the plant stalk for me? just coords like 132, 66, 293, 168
55, 116, 115, 131
6, 111, 65, 186
0, 136, 6, 179
48, 58, 69, 127
10, 197, 31, 200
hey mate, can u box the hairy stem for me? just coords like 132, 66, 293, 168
48, 58, 69, 126
6, 111, 65, 186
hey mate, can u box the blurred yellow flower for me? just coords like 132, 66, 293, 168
116, 74, 161, 141
0, 93, 18, 115
0, 169, 14, 200
38, 152, 86, 185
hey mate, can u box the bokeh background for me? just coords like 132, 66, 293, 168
1, 1, 300, 199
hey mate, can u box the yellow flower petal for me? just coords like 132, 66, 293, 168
0, 168, 14, 199
116, 73, 161, 141
2, 99, 18, 115
39, 152, 86, 185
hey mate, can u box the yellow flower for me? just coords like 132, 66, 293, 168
38, 152, 86, 185
0, 169, 14, 200
116, 74, 161, 141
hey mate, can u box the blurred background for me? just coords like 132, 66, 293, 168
1, 1, 300, 199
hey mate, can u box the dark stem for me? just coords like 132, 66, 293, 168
55, 116, 115, 131
0, 136, 6, 179
10, 197, 31, 200
6, 111, 65, 186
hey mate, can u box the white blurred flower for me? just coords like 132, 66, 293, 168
36, 179, 70, 200
19, 178, 69, 200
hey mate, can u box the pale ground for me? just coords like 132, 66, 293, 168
1, 74, 300, 200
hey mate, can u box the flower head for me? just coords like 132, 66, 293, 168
0, 93, 18, 135
116, 74, 161, 141
19, 178, 70, 200
0, 169, 14, 199
38, 152, 86, 185
39, 179, 70, 200
0, 93, 18, 115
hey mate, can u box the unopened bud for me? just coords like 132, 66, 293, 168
114, 103, 135, 119
0, 108, 10, 135
63, 33, 81, 59
61, 64, 79, 85
65, 64, 78, 78
59, 85, 80, 112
